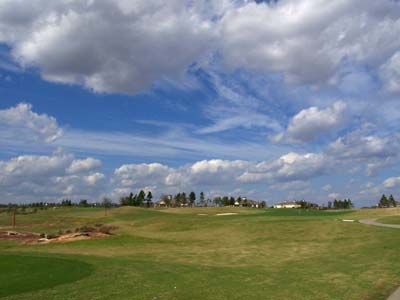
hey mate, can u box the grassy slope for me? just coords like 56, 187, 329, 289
377, 215, 400, 225
0, 207, 399, 300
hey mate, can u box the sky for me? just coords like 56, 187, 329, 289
0, 0, 400, 206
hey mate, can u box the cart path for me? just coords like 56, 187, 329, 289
388, 287, 400, 300
359, 219, 400, 229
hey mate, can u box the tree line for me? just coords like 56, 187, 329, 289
326, 199, 353, 209
119, 190, 153, 206
379, 194, 397, 208
160, 191, 200, 207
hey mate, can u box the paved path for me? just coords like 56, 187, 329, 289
359, 219, 400, 229
388, 287, 400, 300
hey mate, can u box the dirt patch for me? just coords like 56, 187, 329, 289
0, 225, 118, 245
0, 231, 39, 241
27, 232, 112, 245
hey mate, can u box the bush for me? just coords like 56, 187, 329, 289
79, 226, 96, 233
99, 225, 118, 234
47, 234, 59, 240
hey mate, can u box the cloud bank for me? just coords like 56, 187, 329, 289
0, 0, 399, 93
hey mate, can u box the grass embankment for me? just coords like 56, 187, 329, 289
377, 215, 400, 225
0, 206, 399, 300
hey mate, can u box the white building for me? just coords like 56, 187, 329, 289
273, 201, 301, 209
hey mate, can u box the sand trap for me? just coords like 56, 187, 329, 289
197, 214, 208, 216
216, 213, 238, 216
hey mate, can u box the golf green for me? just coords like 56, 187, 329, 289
0, 254, 92, 298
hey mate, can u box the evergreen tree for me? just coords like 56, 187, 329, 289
137, 190, 146, 206
380, 194, 389, 207
146, 191, 153, 207
189, 191, 196, 207
388, 194, 396, 207
200, 192, 205, 206
333, 199, 338, 209
175, 193, 181, 206
128, 192, 135, 206
181, 192, 187, 205
146, 191, 153, 202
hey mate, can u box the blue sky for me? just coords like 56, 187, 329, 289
0, 0, 400, 206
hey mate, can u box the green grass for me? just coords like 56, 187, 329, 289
0, 254, 92, 298
377, 215, 400, 224
0, 206, 400, 299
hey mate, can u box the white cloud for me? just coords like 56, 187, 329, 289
0, 0, 217, 94
328, 132, 398, 160
197, 69, 283, 134
112, 159, 251, 198
327, 129, 400, 176
53, 127, 281, 162
0, 150, 105, 203
0, 102, 63, 143
111, 152, 335, 199
380, 51, 400, 93
328, 193, 340, 199
198, 113, 281, 134
66, 157, 101, 174
383, 176, 400, 189
239, 152, 332, 183
272, 101, 347, 143
220, 0, 400, 85
114, 163, 173, 188
1, 0, 399, 94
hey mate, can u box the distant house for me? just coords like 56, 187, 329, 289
157, 195, 172, 207
273, 201, 301, 209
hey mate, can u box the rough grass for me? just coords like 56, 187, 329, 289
0, 206, 399, 300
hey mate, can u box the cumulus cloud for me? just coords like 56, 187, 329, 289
66, 157, 101, 174
272, 101, 347, 143
1, 0, 399, 94
0, 0, 217, 94
327, 129, 400, 176
327, 132, 399, 160
112, 159, 251, 198
238, 152, 332, 183
383, 176, 400, 189
111, 154, 334, 198
0, 151, 105, 203
328, 193, 340, 199
113, 163, 174, 188
0, 102, 63, 143
220, 0, 400, 85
